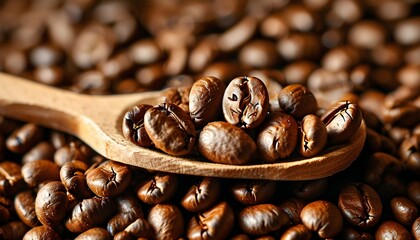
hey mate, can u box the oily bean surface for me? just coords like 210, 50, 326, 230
278, 84, 318, 119
147, 204, 184, 240
35, 181, 68, 227
122, 104, 153, 147
181, 177, 221, 212
298, 114, 327, 157
86, 161, 131, 197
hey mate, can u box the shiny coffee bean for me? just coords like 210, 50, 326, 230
189, 76, 225, 127
162, 86, 191, 113
66, 197, 115, 233
6, 123, 44, 154
22, 141, 55, 164
298, 114, 327, 157
399, 134, 420, 174
0, 220, 29, 240
390, 197, 418, 226
202, 62, 243, 85
223, 76, 269, 129
122, 104, 153, 147
35, 181, 68, 227
22, 225, 61, 240
0, 161, 25, 196
280, 224, 311, 240
321, 101, 362, 145
86, 160, 132, 197
144, 103, 196, 156
107, 195, 143, 236
198, 121, 256, 165
54, 141, 91, 167
21, 159, 60, 187
239, 204, 289, 236
60, 160, 93, 199
137, 173, 177, 205
279, 198, 307, 226
278, 84, 318, 119
14, 190, 40, 228
114, 217, 152, 239
257, 112, 298, 162
187, 201, 234, 240
148, 204, 184, 240
230, 180, 276, 205
339, 226, 373, 240
413, 217, 420, 239
300, 200, 343, 238
338, 183, 382, 229
181, 177, 220, 212
375, 221, 411, 240
75, 227, 111, 240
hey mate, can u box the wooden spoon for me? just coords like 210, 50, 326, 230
0, 73, 366, 180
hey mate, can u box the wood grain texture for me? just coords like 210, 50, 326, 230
0, 73, 366, 180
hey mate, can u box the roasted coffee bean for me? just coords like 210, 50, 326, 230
399, 134, 420, 174
298, 114, 327, 157
137, 173, 177, 205
71, 70, 110, 95
65, 197, 115, 233
413, 217, 420, 239
122, 104, 153, 147
22, 141, 55, 164
218, 16, 257, 52
129, 39, 163, 65
202, 62, 243, 85
291, 178, 328, 201
162, 86, 191, 113
230, 233, 251, 240
338, 183, 382, 229
260, 12, 289, 38
278, 84, 317, 119
86, 160, 131, 197
283, 4, 316, 32
398, 64, 420, 88
33, 66, 64, 86
277, 33, 321, 61
239, 203, 289, 236
0, 161, 25, 196
107, 195, 143, 236
22, 225, 61, 240
144, 103, 196, 156
0, 196, 12, 224
97, 51, 133, 80
279, 198, 307, 225
198, 121, 256, 165
188, 35, 219, 72
364, 152, 403, 187
49, 131, 67, 149
6, 123, 44, 154
54, 141, 91, 167
21, 159, 60, 187
408, 181, 420, 206
280, 224, 311, 240
60, 160, 93, 199
114, 217, 152, 239
0, 220, 29, 240
189, 76, 225, 127
75, 227, 111, 240
14, 190, 41, 227
223, 76, 269, 129
257, 112, 298, 162
230, 180, 276, 205
35, 181, 68, 227
338, 226, 373, 240
348, 21, 386, 49
283, 61, 317, 86
375, 221, 411, 240
181, 177, 220, 212
390, 197, 418, 226
239, 40, 278, 68
148, 204, 184, 240
187, 201, 234, 240
300, 200, 343, 238
135, 64, 166, 89
0, 116, 20, 136
321, 101, 362, 145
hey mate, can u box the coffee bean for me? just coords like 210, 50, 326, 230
0, 196, 11, 224
35, 181, 68, 227
230, 180, 276, 205
390, 197, 418, 226
122, 104, 153, 148
257, 112, 298, 162
300, 200, 343, 238
137, 173, 177, 205
413, 217, 420, 239
135, 64, 166, 89
279, 198, 307, 226
22, 141, 55, 164
144, 103, 196, 156
239, 204, 289, 236
0, 221, 29, 240
0, 161, 25, 196
33, 66, 64, 86
399, 134, 420, 174
198, 121, 256, 165
239, 40, 278, 68
348, 21, 386, 49
283, 61, 317, 86
218, 16, 257, 52
375, 221, 411, 240
75, 227, 111, 240
129, 39, 163, 65
291, 178, 328, 201
202, 62, 243, 85
148, 204, 184, 240
22, 225, 61, 240
223, 76, 269, 128
6, 123, 44, 154
181, 177, 220, 212
21, 159, 60, 187
277, 33, 321, 61
14, 190, 41, 227
408, 181, 420, 206
162, 86, 191, 113
298, 114, 327, 157
188, 35, 219, 72
60, 160, 93, 199
338, 226, 373, 240
278, 84, 317, 119
114, 217, 152, 239
107, 195, 143, 236
280, 224, 311, 240
54, 141, 91, 167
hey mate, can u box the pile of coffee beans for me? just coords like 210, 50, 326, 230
1, 0, 419, 239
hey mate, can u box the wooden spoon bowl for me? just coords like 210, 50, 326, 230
0, 73, 366, 180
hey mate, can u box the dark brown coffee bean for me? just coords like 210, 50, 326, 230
391, 197, 418, 226
162, 86, 191, 113
137, 173, 177, 205
22, 141, 55, 164
122, 104, 153, 147
189, 76, 225, 127
339, 226, 373, 240
371, 44, 403, 69
14, 190, 41, 227
135, 64, 166, 89
321, 101, 362, 145
364, 152, 403, 188
291, 178, 328, 201
181, 177, 220, 212
300, 200, 343, 238
283, 61, 317, 86
0, 161, 25, 196
75, 227, 111, 240
22, 225, 61, 240
298, 114, 327, 157
115, 217, 152, 239
21, 159, 60, 187
338, 183, 382, 229
107, 195, 143, 236
187, 201, 234, 240
408, 181, 420, 206
239, 203, 289, 236
60, 160, 93, 199
239, 40, 278, 68
0, 221, 29, 240
280, 224, 311, 240
144, 103, 196, 156
86, 161, 132, 197
230, 180, 276, 205
278, 84, 317, 119
257, 112, 298, 162
198, 121, 256, 165
0, 116, 20, 136
163, 47, 188, 76
375, 221, 411, 240
66, 197, 115, 233
322, 45, 361, 72
6, 123, 44, 154
54, 141, 91, 167
279, 198, 307, 226
223, 76, 269, 128
35, 181, 68, 227
148, 204, 184, 240
202, 62, 243, 85
413, 217, 420, 240
230, 233, 251, 240
399, 135, 420, 174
